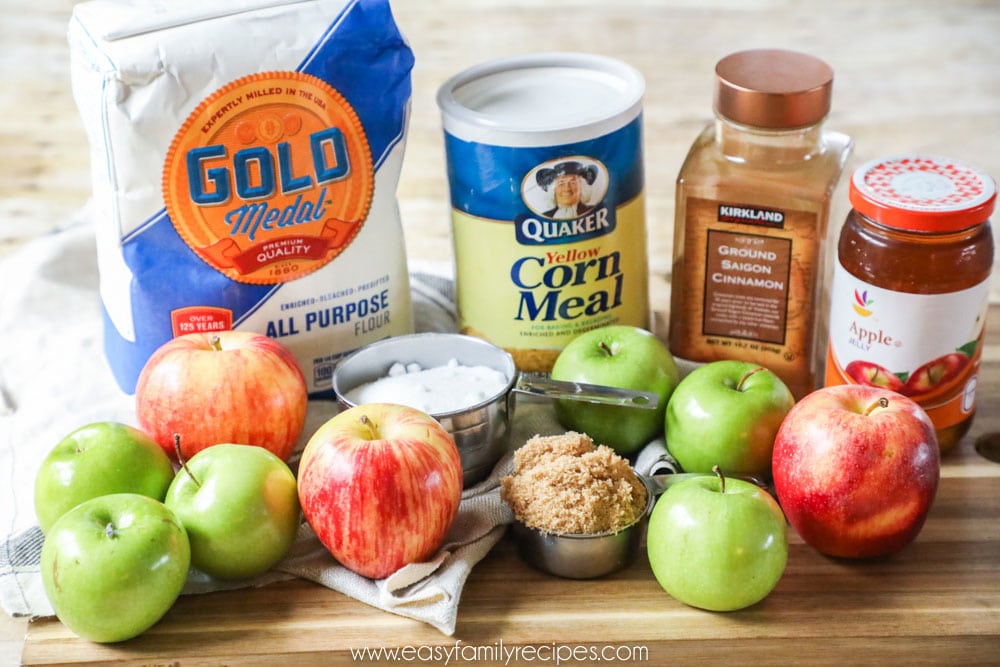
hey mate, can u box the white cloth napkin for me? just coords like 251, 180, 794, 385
0, 215, 673, 636
0, 214, 499, 633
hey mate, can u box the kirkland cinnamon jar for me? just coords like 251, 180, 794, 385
825, 155, 996, 453
668, 49, 852, 400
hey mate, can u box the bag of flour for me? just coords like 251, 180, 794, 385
68, 0, 414, 395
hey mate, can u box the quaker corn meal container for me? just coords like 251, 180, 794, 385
67, 0, 415, 396
437, 53, 651, 372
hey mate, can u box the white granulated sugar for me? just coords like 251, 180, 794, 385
346, 360, 509, 414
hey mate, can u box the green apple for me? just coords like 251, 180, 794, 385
40, 493, 190, 643
647, 468, 787, 611
165, 443, 300, 580
550, 325, 679, 454
34, 422, 176, 534
665, 361, 794, 478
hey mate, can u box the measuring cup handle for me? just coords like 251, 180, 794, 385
512, 372, 661, 410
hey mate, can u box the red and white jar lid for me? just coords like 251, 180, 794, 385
849, 154, 997, 232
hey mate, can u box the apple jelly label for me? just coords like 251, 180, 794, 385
445, 119, 650, 371
825, 264, 991, 427
163, 71, 374, 285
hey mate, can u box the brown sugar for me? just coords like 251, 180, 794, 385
501, 432, 647, 535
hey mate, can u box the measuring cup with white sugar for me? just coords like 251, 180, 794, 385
331, 332, 659, 487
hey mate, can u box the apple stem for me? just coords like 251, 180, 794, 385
712, 465, 726, 494
358, 414, 379, 440
736, 367, 767, 392
598, 341, 614, 357
174, 434, 201, 488
864, 396, 891, 416
105, 522, 117, 540
209, 335, 223, 352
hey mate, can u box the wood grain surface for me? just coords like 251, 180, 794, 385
18, 434, 1000, 665
3, 1, 1000, 665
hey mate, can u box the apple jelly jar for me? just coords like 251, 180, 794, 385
825, 155, 996, 453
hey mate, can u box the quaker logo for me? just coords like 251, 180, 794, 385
718, 204, 785, 228
515, 157, 615, 245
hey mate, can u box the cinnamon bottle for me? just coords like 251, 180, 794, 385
668, 49, 853, 399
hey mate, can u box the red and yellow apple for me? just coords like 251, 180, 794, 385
900, 352, 969, 398
297, 403, 463, 579
844, 360, 905, 393
136, 331, 308, 462
772, 384, 940, 559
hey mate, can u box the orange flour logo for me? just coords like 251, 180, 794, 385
163, 71, 373, 284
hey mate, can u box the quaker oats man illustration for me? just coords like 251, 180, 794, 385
535, 160, 599, 219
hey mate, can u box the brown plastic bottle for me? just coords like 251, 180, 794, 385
669, 49, 853, 399
825, 155, 996, 453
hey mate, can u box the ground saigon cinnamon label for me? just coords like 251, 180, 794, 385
671, 197, 820, 398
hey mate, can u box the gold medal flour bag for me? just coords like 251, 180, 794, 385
68, 0, 414, 395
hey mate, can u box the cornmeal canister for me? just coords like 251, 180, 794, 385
825, 155, 996, 453
437, 53, 651, 372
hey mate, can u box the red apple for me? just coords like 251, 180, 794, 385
900, 352, 969, 397
844, 360, 905, 393
297, 403, 463, 579
772, 385, 939, 559
136, 331, 308, 462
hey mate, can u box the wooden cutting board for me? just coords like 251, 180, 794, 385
20, 473, 1000, 665
21, 314, 1000, 665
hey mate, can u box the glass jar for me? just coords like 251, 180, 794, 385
825, 155, 996, 453
668, 49, 853, 399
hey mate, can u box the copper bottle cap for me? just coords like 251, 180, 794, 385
714, 49, 833, 129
